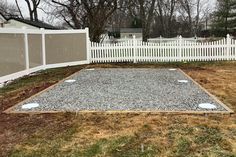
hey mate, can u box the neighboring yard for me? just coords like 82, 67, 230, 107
0, 61, 236, 157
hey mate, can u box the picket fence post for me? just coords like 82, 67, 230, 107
226, 34, 230, 60
178, 35, 183, 61
133, 35, 137, 63
23, 27, 30, 73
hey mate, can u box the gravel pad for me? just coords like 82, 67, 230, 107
12, 68, 227, 112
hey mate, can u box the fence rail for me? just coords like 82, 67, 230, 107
101, 35, 207, 44
91, 35, 236, 63
147, 36, 206, 43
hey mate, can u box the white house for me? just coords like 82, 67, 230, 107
120, 28, 143, 39
2, 18, 56, 30
106, 27, 143, 39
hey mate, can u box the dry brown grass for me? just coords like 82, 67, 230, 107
184, 65, 236, 111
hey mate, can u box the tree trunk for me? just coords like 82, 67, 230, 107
25, 0, 34, 21
225, 17, 228, 35
15, 0, 24, 19
139, 0, 156, 42
34, 10, 38, 21
157, 0, 165, 36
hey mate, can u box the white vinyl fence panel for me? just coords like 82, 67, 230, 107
0, 28, 90, 84
91, 35, 236, 63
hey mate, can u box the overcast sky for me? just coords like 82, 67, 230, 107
7, 0, 45, 20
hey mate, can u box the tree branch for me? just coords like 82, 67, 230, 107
15, 0, 24, 19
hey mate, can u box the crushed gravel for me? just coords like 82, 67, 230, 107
12, 68, 228, 112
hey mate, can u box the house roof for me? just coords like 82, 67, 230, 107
0, 12, 7, 22
120, 28, 142, 33
106, 27, 143, 33
8, 18, 57, 29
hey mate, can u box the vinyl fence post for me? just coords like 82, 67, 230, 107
85, 27, 91, 64
40, 28, 46, 68
179, 35, 183, 62
23, 27, 30, 73
226, 34, 230, 60
133, 35, 137, 63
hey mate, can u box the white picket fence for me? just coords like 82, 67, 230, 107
101, 35, 205, 44
90, 35, 236, 63
147, 36, 206, 43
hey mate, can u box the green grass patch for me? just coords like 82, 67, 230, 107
194, 125, 222, 145
10, 135, 158, 157
173, 137, 192, 157
9, 124, 159, 157
9, 123, 78, 157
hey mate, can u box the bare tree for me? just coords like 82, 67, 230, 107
137, 0, 156, 41
15, 0, 41, 21
194, 0, 201, 34
194, 0, 208, 35
82, 1, 117, 41
50, 0, 117, 42
155, 0, 176, 37
15, 0, 24, 19
178, 0, 194, 36
178, 0, 212, 36
49, 0, 83, 28
41, 0, 213, 40
108, 1, 136, 29
0, 1, 22, 18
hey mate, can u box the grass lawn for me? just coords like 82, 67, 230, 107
0, 61, 236, 157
